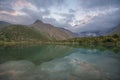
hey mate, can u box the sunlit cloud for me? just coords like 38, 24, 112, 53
0, 11, 26, 16
69, 7, 119, 28
13, 0, 38, 11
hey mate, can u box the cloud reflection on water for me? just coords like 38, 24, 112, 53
0, 48, 120, 80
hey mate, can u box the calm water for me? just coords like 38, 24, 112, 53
0, 45, 120, 80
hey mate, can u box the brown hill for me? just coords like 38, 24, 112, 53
31, 20, 76, 40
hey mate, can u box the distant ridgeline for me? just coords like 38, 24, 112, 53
61, 35, 120, 46
61, 24, 120, 46
0, 20, 75, 43
0, 20, 120, 46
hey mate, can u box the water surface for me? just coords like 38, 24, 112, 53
0, 45, 120, 80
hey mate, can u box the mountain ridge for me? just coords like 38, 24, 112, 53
0, 25, 47, 41
0, 20, 76, 41
31, 20, 76, 40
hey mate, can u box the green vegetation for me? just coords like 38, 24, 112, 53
0, 25, 120, 57
0, 25, 47, 42
0, 23, 75, 45
59, 34, 120, 47
0, 22, 120, 46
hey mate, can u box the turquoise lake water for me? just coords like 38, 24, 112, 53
0, 45, 120, 80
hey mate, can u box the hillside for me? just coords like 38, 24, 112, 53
0, 25, 47, 41
0, 21, 11, 28
31, 20, 76, 40
110, 24, 120, 35
0, 20, 76, 42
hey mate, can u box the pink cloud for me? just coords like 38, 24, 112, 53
0, 11, 26, 16
13, 0, 38, 11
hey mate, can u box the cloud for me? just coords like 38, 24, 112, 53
77, 0, 120, 9
0, 0, 120, 32
28, 0, 65, 8
70, 7, 119, 26
74, 9, 120, 32
0, 0, 15, 12
69, 9, 76, 13
0, 13, 32, 24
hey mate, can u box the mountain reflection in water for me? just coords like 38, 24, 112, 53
0, 45, 120, 80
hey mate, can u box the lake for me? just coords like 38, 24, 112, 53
0, 45, 120, 80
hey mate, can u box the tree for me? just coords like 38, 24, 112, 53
112, 34, 119, 38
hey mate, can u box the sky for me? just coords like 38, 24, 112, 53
0, 0, 120, 32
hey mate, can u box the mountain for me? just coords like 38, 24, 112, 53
78, 29, 111, 37
31, 20, 76, 40
79, 31, 102, 37
110, 24, 120, 35
79, 24, 120, 37
0, 25, 47, 41
0, 21, 11, 27
0, 20, 76, 41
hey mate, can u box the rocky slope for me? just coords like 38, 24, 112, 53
31, 20, 76, 40
0, 20, 76, 41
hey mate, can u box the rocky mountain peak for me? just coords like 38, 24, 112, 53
34, 20, 43, 24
